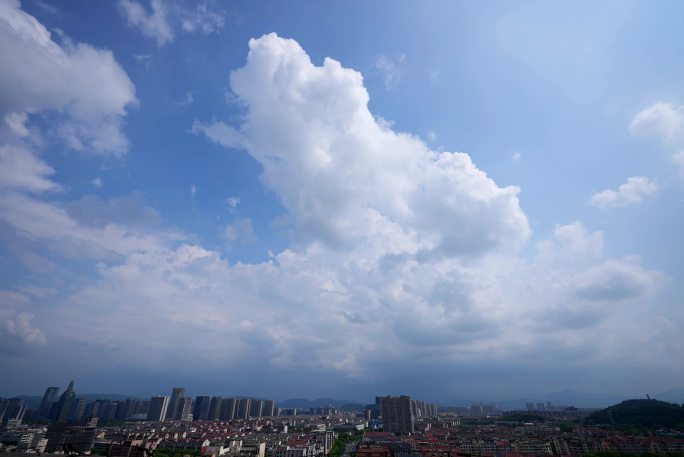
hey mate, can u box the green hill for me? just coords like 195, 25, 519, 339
585, 399, 684, 428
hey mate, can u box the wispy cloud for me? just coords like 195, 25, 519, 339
118, 0, 225, 47
118, 0, 173, 46
376, 53, 406, 89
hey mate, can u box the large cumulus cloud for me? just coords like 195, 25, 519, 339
195, 34, 530, 256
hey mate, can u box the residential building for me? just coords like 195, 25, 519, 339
194, 396, 211, 421
167, 387, 186, 421
220, 398, 237, 420
147, 396, 169, 422
209, 396, 223, 420
50, 381, 76, 424
38, 387, 60, 418
380, 396, 414, 435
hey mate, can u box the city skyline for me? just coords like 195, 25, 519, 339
1, 0, 684, 401
4, 381, 683, 409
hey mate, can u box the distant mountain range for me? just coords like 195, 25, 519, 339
11, 388, 684, 411
447, 388, 684, 409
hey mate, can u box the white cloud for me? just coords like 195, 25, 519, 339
375, 53, 406, 89
0, 290, 46, 345
574, 256, 663, 302
0, 192, 176, 259
179, 91, 194, 107
220, 34, 530, 255
628, 103, 684, 181
4, 112, 29, 137
133, 53, 152, 63
513, 151, 522, 161
629, 102, 684, 142
119, 0, 225, 46
191, 120, 245, 149
590, 176, 658, 208
536, 221, 604, 265
223, 218, 255, 243
0, 0, 137, 155
118, 0, 173, 46
180, 3, 224, 34
33, 1, 59, 15
43, 218, 665, 388
2, 311, 46, 345
66, 194, 161, 229
427, 131, 437, 142
19, 285, 57, 298
190, 184, 197, 198
673, 150, 684, 179
225, 196, 240, 208
15, 251, 57, 273
0, 145, 61, 193
91, 177, 103, 188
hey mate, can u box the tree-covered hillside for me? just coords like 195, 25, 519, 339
585, 399, 684, 428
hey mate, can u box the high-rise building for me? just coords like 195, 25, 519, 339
135, 400, 150, 416
236, 398, 251, 419
262, 400, 275, 417
39, 387, 60, 419
220, 398, 237, 420
208, 396, 222, 420
315, 431, 335, 454
166, 387, 185, 421
115, 399, 141, 421
83, 400, 102, 419
380, 396, 414, 435
193, 396, 211, 421
147, 396, 169, 422
99, 401, 118, 420
375, 396, 384, 418
70, 398, 86, 422
365, 404, 380, 421
0, 398, 26, 426
180, 397, 192, 420
249, 399, 263, 418
50, 381, 76, 424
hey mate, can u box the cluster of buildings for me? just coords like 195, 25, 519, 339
526, 403, 567, 413
148, 389, 276, 422
0, 382, 279, 456
2, 385, 683, 457
0, 399, 26, 428
0, 408, 352, 456
353, 415, 684, 457
0, 388, 441, 456
1, 383, 279, 425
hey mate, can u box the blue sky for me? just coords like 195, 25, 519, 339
1, 0, 683, 403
